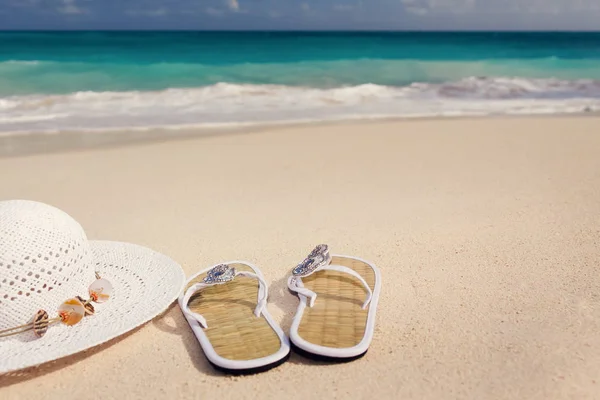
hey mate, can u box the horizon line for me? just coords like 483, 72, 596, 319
1, 29, 600, 33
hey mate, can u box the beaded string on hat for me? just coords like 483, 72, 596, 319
0, 272, 113, 338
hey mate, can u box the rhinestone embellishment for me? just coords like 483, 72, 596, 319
203, 264, 236, 284
308, 244, 328, 259
292, 244, 331, 277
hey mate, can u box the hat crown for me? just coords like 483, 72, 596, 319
0, 200, 94, 331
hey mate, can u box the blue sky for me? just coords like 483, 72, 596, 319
1, 0, 600, 30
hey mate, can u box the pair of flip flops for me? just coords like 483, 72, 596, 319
178, 245, 382, 374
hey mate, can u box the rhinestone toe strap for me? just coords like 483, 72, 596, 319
181, 264, 268, 329
288, 245, 373, 309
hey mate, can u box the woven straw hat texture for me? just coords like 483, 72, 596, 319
0, 200, 185, 374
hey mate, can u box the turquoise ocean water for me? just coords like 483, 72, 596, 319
1, 31, 600, 134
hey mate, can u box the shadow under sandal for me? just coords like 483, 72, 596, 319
287, 245, 382, 362
179, 262, 290, 375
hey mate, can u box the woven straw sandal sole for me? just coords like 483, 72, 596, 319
289, 254, 381, 362
179, 261, 290, 375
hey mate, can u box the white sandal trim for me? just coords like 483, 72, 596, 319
288, 254, 382, 358
178, 261, 290, 371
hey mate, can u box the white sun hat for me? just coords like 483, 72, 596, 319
0, 200, 186, 374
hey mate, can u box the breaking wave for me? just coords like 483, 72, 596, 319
1, 77, 600, 135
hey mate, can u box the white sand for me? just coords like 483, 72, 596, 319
1, 116, 600, 399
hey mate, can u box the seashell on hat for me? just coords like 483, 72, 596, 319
0, 200, 185, 374
0, 200, 95, 331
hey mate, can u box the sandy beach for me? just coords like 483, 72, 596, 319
1, 116, 600, 399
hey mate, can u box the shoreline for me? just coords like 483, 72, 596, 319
2, 111, 600, 158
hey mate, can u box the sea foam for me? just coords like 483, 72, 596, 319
1, 77, 599, 135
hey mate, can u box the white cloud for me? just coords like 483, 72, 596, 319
506, 0, 587, 14
333, 4, 355, 11
399, 0, 474, 15
406, 6, 428, 15
148, 8, 168, 16
426, 0, 475, 13
58, 0, 85, 14
401, 0, 600, 16
227, 0, 239, 12
204, 1, 239, 15
206, 7, 224, 16
126, 8, 168, 17
7, 0, 40, 7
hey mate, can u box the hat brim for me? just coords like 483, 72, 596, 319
0, 240, 185, 375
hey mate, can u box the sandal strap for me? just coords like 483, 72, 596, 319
288, 245, 372, 309
181, 267, 268, 329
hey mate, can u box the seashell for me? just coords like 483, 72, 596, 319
76, 296, 95, 316
58, 298, 85, 326
88, 278, 113, 303
31, 309, 49, 337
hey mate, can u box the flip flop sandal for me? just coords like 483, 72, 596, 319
179, 261, 290, 375
287, 244, 381, 362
